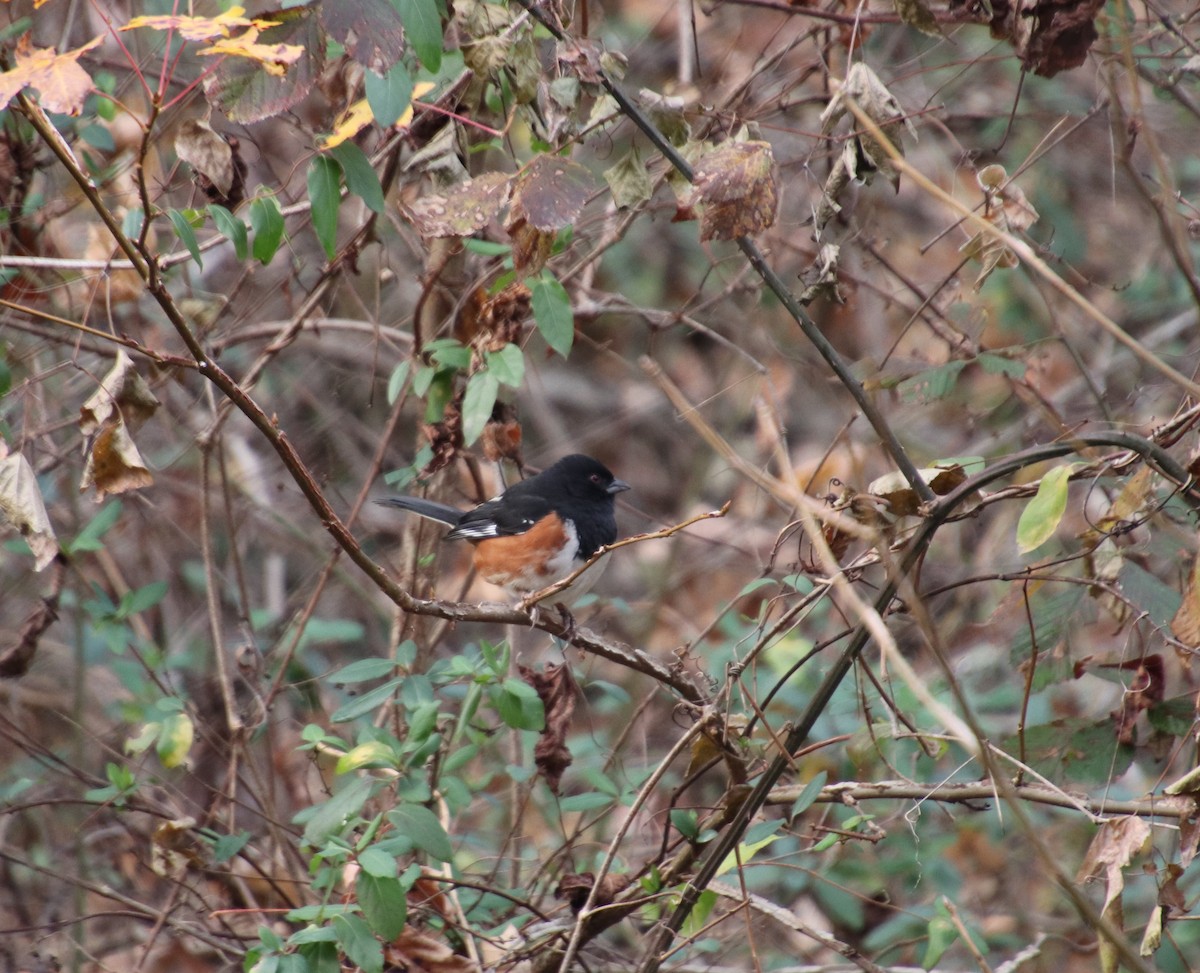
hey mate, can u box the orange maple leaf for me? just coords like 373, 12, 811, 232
0, 33, 102, 116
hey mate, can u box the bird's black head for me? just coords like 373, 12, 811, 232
545, 454, 631, 499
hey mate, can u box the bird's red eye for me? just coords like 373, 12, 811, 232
590, 473, 601, 483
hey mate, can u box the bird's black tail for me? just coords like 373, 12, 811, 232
375, 496, 462, 526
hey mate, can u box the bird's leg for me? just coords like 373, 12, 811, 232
554, 602, 577, 642
525, 601, 543, 629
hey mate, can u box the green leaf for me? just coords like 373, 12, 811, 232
1148, 695, 1197, 737
1004, 718, 1135, 785
298, 776, 375, 845
896, 360, 967, 404
461, 370, 499, 445
404, 700, 440, 747
682, 888, 717, 939
259, 925, 286, 951
122, 207, 144, 240
330, 677, 405, 723
790, 771, 827, 816
209, 203, 248, 260
121, 579, 168, 616
210, 830, 252, 862
329, 142, 385, 214
485, 344, 525, 388
393, 0, 442, 72
386, 803, 452, 861
289, 924, 339, 945
156, 712, 194, 769
557, 792, 613, 812
308, 155, 342, 259
529, 272, 574, 357
286, 904, 356, 923
1007, 585, 1084, 684
412, 365, 436, 398
670, 809, 699, 840
922, 914, 957, 969
357, 847, 397, 878
603, 147, 653, 209
976, 351, 1026, 379
490, 678, 544, 731
250, 194, 286, 264
126, 721, 159, 755
425, 338, 471, 370
332, 658, 398, 683
716, 821, 783, 877
1117, 561, 1180, 629
356, 871, 407, 941
333, 914, 383, 973
167, 208, 203, 268
336, 740, 398, 774
1016, 464, 1074, 553
463, 239, 510, 256
297, 940, 339, 973
365, 63, 413, 128
386, 360, 410, 405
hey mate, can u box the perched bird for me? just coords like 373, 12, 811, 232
378, 454, 630, 597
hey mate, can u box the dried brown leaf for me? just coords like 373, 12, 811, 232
0, 445, 60, 570
384, 928, 480, 972
1171, 549, 1200, 647
1177, 801, 1200, 867
176, 118, 235, 198
556, 38, 606, 84
604, 147, 653, 210
798, 243, 843, 304
1100, 654, 1164, 745
151, 816, 206, 879
960, 164, 1039, 287
988, 0, 1107, 78
80, 350, 160, 434
820, 63, 916, 190
508, 156, 595, 232
689, 140, 778, 241
517, 662, 577, 794
867, 465, 969, 517
407, 171, 512, 238
80, 416, 154, 500
506, 218, 554, 276
894, 0, 945, 37
0, 554, 65, 677
1076, 815, 1151, 913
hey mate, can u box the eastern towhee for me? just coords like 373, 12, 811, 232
378, 454, 630, 598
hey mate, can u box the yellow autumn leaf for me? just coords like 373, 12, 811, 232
0, 34, 102, 115
319, 82, 436, 150
197, 28, 303, 77
122, 7, 276, 42
320, 98, 375, 150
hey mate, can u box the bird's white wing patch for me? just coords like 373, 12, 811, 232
453, 522, 501, 538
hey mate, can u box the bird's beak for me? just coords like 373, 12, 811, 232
608, 478, 631, 495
